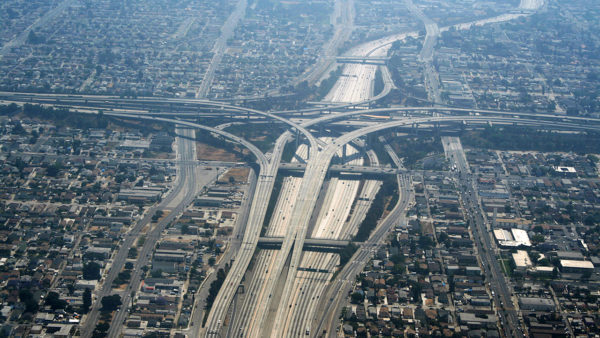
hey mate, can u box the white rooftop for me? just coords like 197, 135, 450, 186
513, 250, 532, 268
511, 228, 531, 247
560, 259, 594, 269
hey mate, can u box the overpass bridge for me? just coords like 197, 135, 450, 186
336, 56, 390, 65
257, 236, 351, 252
279, 162, 401, 175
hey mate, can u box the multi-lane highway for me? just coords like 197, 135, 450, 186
15, 97, 597, 338
203, 131, 292, 337
314, 174, 413, 336
405, 0, 442, 103
81, 128, 215, 338
66, 106, 597, 337
227, 143, 308, 336
0, 1, 566, 336
273, 143, 375, 337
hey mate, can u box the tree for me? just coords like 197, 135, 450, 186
529, 251, 541, 263
339, 243, 358, 265
82, 288, 92, 314
92, 322, 110, 338
19, 289, 39, 313
46, 162, 62, 177
437, 232, 449, 244
351, 292, 364, 304
100, 294, 122, 313
152, 210, 163, 221
205, 268, 227, 312
419, 236, 434, 249
410, 282, 422, 303
67, 283, 75, 295
128, 247, 138, 259
45, 291, 67, 310
531, 234, 545, 245
532, 225, 544, 234
27, 30, 44, 44
83, 262, 101, 280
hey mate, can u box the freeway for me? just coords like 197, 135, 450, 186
405, 0, 442, 103
321, 116, 600, 154
252, 24, 408, 329
227, 144, 309, 336
81, 128, 212, 337
314, 174, 412, 336
29, 101, 599, 337
17, 94, 600, 336
279, 162, 402, 175
295, 0, 355, 87
273, 143, 371, 337
7, 88, 596, 132
290, 113, 599, 337
300, 105, 600, 129
0, 91, 322, 157
103, 113, 268, 167
268, 114, 600, 336
202, 131, 292, 337
0, 0, 545, 120
106, 129, 210, 338
2, 0, 555, 336
183, 166, 258, 338
519, 0, 544, 10
39, 108, 283, 338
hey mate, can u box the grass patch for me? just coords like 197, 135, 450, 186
224, 122, 287, 153
499, 259, 513, 277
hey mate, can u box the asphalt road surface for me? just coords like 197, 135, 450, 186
444, 137, 522, 338
81, 129, 215, 337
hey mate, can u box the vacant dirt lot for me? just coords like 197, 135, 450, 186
196, 142, 240, 161
219, 167, 250, 184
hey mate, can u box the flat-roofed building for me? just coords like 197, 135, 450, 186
194, 196, 226, 207
530, 266, 554, 276
555, 250, 585, 261
511, 229, 531, 247
494, 229, 513, 242
512, 250, 532, 272
560, 259, 594, 273
118, 187, 163, 203
519, 297, 555, 311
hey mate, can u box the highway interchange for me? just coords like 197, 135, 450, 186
6, 0, 600, 336
5, 90, 600, 338
45, 98, 599, 337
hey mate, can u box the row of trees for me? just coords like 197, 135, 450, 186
22, 103, 109, 129
315, 66, 343, 99
354, 176, 399, 241
0, 103, 19, 115
203, 268, 228, 325
462, 126, 600, 154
